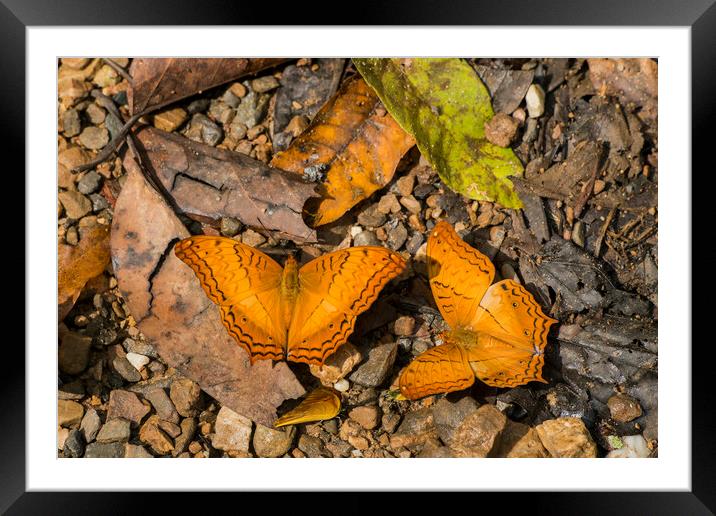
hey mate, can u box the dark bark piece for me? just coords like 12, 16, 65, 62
272, 58, 345, 151
514, 184, 550, 243
473, 65, 535, 114
128, 58, 287, 115
130, 126, 317, 242
110, 159, 305, 427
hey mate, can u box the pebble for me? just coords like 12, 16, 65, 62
450, 404, 507, 457
525, 84, 546, 118
396, 175, 415, 197
57, 77, 88, 103
58, 332, 92, 375
309, 342, 362, 385
593, 179, 606, 195
251, 76, 280, 93
246, 125, 264, 140
139, 415, 175, 455
187, 113, 223, 146
349, 406, 382, 430
63, 429, 84, 457
187, 98, 210, 114
431, 396, 480, 447
62, 109, 81, 137
357, 204, 387, 228
122, 338, 158, 359
393, 315, 416, 336
211, 406, 253, 452
158, 419, 181, 438
221, 89, 241, 108
125, 352, 150, 372
382, 412, 401, 434
349, 341, 398, 387
107, 389, 150, 427
172, 418, 197, 457
535, 417, 597, 458
96, 418, 131, 443
92, 65, 119, 87
285, 115, 309, 137
58, 146, 90, 171
153, 107, 188, 132
125, 444, 154, 458
84, 442, 124, 458
503, 425, 549, 458
334, 378, 350, 392
77, 171, 102, 195
484, 113, 519, 147
400, 195, 422, 214
607, 393, 643, 423
58, 400, 84, 427
62, 58, 91, 69
79, 126, 109, 150
234, 88, 270, 128
169, 377, 202, 417
64, 226, 78, 245
58, 427, 69, 450
387, 222, 408, 250
229, 82, 248, 98
85, 103, 106, 125
377, 193, 402, 214
112, 355, 142, 382
80, 408, 101, 442
58, 191, 92, 220
606, 434, 651, 458
253, 424, 296, 458
220, 217, 242, 237
572, 220, 585, 248
144, 387, 180, 424
390, 408, 438, 451
208, 99, 235, 125
352, 230, 380, 247
297, 435, 330, 458
241, 229, 267, 247
405, 231, 425, 255
326, 439, 353, 458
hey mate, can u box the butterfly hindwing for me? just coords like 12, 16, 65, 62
427, 221, 495, 328
174, 236, 287, 361
399, 342, 476, 400
468, 333, 548, 387
287, 246, 406, 365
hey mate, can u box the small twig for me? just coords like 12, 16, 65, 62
101, 58, 133, 84
593, 207, 617, 258
624, 226, 657, 249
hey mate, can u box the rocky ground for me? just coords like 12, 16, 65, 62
57, 58, 658, 458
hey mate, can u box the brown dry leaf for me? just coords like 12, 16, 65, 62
131, 126, 317, 242
587, 58, 657, 122
128, 58, 287, 115
270, 76, 415, 226
110, 157, 305, 427
58, 224, 110, 319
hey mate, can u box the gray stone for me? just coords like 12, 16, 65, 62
63, 429, 85, 458
89, 193, 109, 212
187, 98, 210, 114
145, 388, 180, 424
229, 118, 248, 140
253, 424, 296, 458
112, 356, 142, 382
79, 126, 109, 150
85, 441, 125, 458
96, 418, 131, 443
352, 230, 380, 247
77, 171, 102, 195
62, 109, 81, 137
234, 88, 270, 128
387, 222, 408, 250
185, 113, 223, 146
221, 89, 241, 108
58, 332, 92, 375
80, 408, 102, 442
298, 434, 331, 458
208, 99, 235, 125
349, 342, 398, 387
85, 103, 106, 124
251, 76, 280, 93
357, 204, 387, 228
58, 191, 92, 220
431, 397, 480, 447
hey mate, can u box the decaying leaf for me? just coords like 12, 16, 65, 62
274, 387, 341, 428
587, 58, 657, 122
472, 65, 535, 114
110, 158, 305, 427
58, 224, 110, 319
131, 126, 317, 242
353, 58, 524, 208
129, 58, 287, 115
270, 76, 415, 226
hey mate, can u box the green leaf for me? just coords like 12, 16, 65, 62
353, 58, 524, 208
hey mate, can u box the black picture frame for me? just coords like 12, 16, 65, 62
6, 0, 712, 513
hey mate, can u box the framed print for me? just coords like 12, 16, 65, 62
6, 0, 713, 513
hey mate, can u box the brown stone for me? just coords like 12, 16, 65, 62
535, 417, 597, 458
58, 191, 92, 220
58, 332, 92, 374
169, 378, 202, 418
309, 342, 362, 385
253, 424, 296, 458
153, 107, 188, 133
607, 393, 643, 423
349, 405, 382, 430
58, 400, 84, 427
107, 390, 150, 427
393, 315, 416, 336
390, 408, 437, 451
139, 415, 175, 455
450, 404, 507, 457
484, 113, 519, 147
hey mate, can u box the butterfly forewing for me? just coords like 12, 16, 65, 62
287, 247, 406, 365
427, 221, 495, 329
174, 236, 288, 361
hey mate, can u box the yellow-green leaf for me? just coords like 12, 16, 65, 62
353, 58, 524, 208
274, 387, 341, 428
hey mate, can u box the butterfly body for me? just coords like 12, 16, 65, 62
175, 236, 406, 366
399, 221, 557, 400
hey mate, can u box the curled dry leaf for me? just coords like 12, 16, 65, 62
353, 58, 524, 209
274, 386, 341, 428
58, 224, 110, 319
131, 126, 317, 242
270, 76, 416, 226
110, 158, 305, 427
129, 58, 288, 115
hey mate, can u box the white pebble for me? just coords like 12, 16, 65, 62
125, 352, 150, 371
606, 435, 651, 458
333, 379, 350, 392
350, 225, 363, 238
525, 84, 545, 119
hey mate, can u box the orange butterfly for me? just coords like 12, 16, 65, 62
399, 221, 557, 400
174, 236, 406, 366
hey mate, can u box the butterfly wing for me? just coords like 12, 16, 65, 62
274, 387, 342, 428
398, 342, 476, 400
287, 246, 406, 365
468, 280, 557, 386
427, 221, 495, 328
174, 236, 287, 362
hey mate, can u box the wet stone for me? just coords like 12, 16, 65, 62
63, 429, 84, 458
349, 341, 398, 388
77, 170, 102, 195
79, 126, 109, 150
253, 424, 296, 458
